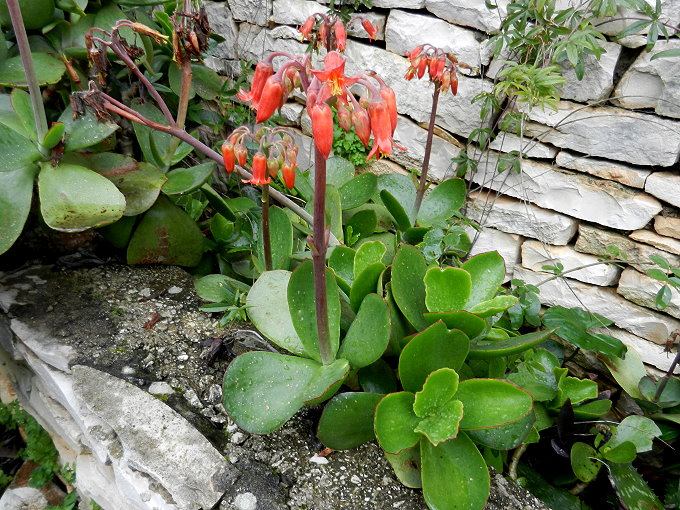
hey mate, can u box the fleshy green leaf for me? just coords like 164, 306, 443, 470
423, 311, 488, 340
0, 164, 38, 255
126, 196, 203, 266
600, 348, 646, 400
571, 442, 601, 482
338, 294, 390, 369
58, 107, 119, 151
456, 379, 533, 430
420, 434, 489, 510
0, 53, 65, 86
162, 162, 215, 195
384, 446, 422, 488
246, 270, 306, 357
607, 462, 664, 510
468, 329, 555, 359
338, 172, 377, 209
223, 352, 348, 434
375, 392, 421, 454
413, 368, 459, 418
467, 295, 519, 317
11, 89, 36, 141
603, 441, 637, 464
607, 416, 662, 453
462, 251, 506, 308
415, 400, 464, 446
391, 244, 428, 330
553, 368, 598, 407
572, 399, 612, 419
417, 178, 466, 226
195, 274, 249, 303
354, 240, 386, 279
507, 349, 560, 402
288, 260, 341, 363
349, 262, 385, 313
38, 162, 126, 232
398, 321, 470, 392
466, 410, 536, 450
358, 359, 398, 394
329, 245, 356, 291
0, 123, 41, 172
424, 267, 471, 313
317, 392, 383, 450
258, 206, 293, 271
376, 173, 416, 220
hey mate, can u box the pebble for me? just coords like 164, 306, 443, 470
233, 492, 257, 510
231, 432, 246, 445
310, 455, 329, 465
167, 286, 183, 294
148, 382, 174, 395
121, 366, 136, 375
351, 475, 361, 485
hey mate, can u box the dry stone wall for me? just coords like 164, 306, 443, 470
204, 0, 680, 375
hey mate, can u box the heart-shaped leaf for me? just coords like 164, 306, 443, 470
288, 260, 341, 363
417, 177, 466, 227
420, 434, 489, 510
338, 294, 390, 370
0, 164, 37, 255
461, 251, 506, 308
317, 392, 383, 450
414, 368, 459, 418
246, 270, 306, 356
398, 321, 470, 393
606, 416, 661, 454
223, 351, 348, 434
375, 392, 421, 454
339, 172, 377, 209
424, 267, 471, 313
391, 244, 428, 331
39, 162, 126, 231
456, 379, 533, 430
126, 196, 203, 266
415, 400, 464, 446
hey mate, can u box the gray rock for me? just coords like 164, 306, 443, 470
489, 132, 559, 159
556, 150, 651, 189
229, 0, 271, 26
646, 171, 680, 207
618, 267, 680, 320
466, 191, 579, 245
521, 239, 621, 286
558, 40, 621, 102
630, 229, 680, 255
521, 101, 680, 167
470, 152, 661, 230
205, 1, 238, 60
575, 223, 680, 272
0, 487, 48, 510
385, 9, 484, 70
426, 0, 509, 32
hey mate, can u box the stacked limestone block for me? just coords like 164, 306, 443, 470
204, 0, 680, 374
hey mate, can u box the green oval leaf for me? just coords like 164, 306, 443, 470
0, 53, 65, 86
467, 295, 519, 317
571, 442, 601, 482
420, 434, 489, 510
126, 196, 203, 266
466, 409, 536, 450
461, 251, 506, 308
417, 177, 466, 227
223, 352, 348, 434
0, 122, 41, 172
162, 162, 215, 195
329, 245, 356, 290
358, 358, 398, 394
246, 270, 306, 357
338, 294, 390, 370
39, 162, 125, 231
317, 392, 383, 450
456, 379, 533, 430
398, 321, 470, 393
385, 446, 422, 488
375, 392, 421, 454
423, 310, 488, 340
338, 172, 377, 209
41, 122, 65, 149
380, 189, 411, 231
349, 262, 385, 313
58, 107, 119, 151
354, 240, 386, 279
195, 274, 249, 303
391, 244, 428, 331
288, 260, 341, 363
0, 164, 38, 255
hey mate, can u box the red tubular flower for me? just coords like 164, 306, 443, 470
361, 19, 378, 40
255, 75, 284, 123
416, 57, 428, 79
243, 152, 271, 185
334, 19, 346, 51
366, 99, 393, 161
299, 16, 315, 39
408, 45, 423, 61
282, 162, 296, 189
235, 145, 248, 167
310, 102, 334, 160
221, 141, 235, 173
379, 86, 398, 135
337, 104, 352, 133
351, 106, 371, 147
236, 61, 274, 107
435, 57, 446, 79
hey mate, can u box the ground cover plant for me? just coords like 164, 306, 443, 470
0, 0, 677, 509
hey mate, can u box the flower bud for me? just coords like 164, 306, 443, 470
256, 76, 284, 123
300, 16, 315, 39
417, 57, 427, 79
334, 19, 346, 51
243, 152, 271, 185
236, 61, 274, 107
310, 103, 334, 160
282, 162, 296, 189
362, 19, 378, 40
351, 107, 371, 147
337, 104, 352, 133
235, 145, 248, 167
221, 141, 235, 173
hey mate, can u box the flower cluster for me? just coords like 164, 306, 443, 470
404, 44, 469, 95
222, 127, 298, 188
299, 13, 378, 52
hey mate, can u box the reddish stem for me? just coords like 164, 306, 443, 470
413, 81, 441, 220
312, 146, 332, 365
